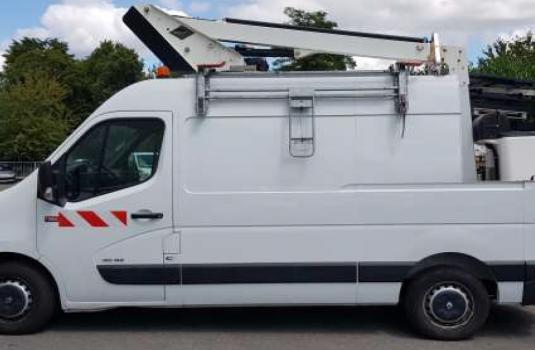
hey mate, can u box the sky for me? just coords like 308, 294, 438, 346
0, 0, 533, 71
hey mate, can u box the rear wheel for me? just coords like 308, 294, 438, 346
403, 267, 490, 340
0, 262, 57, 334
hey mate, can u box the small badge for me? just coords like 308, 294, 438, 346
44, 216, 58, 223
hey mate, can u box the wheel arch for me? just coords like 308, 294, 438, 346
400, 252, 498, 301
0, 252, 63, 308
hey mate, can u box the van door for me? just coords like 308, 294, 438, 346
37, 111, 174, 305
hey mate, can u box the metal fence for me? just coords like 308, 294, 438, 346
0, 161, 42, 179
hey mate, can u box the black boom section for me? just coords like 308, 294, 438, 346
123, 7, 195, 73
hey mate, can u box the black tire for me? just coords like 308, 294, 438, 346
0, 262, 58, 334
403, 267, 490, 340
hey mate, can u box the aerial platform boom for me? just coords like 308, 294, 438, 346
123, 4, 467, 80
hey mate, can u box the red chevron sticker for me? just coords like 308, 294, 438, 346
57, 213, 75, 228
111, 211, 128, 226
77, 211, 108, 228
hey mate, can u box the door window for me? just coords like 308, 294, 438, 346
61, 119, 165, 202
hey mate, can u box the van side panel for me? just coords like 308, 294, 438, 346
173, 75, 529, 306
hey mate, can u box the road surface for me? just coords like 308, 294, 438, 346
0, 305, 533, 350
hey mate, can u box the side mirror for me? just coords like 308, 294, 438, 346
37, 161, 53, 200
37, 161, 67, 207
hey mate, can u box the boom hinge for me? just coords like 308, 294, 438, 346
196, 71, 210, 116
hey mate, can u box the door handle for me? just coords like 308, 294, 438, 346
131, 212, 164, 220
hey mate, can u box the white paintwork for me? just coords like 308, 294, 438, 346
176, 284, 356, 306
498, 282, 524, 304
357, 283, 401, 305
0, 70, 532, 311
135, 5, 244, 71
175, 15, 431, 62
486, 136, 535, 181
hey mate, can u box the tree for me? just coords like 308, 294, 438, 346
273, 8, 356, 71
473, 31, 535, 81
1, 38, 77, 87
1, 38, 89, 126
1, 39, 145, 125
0, 38, 146, 160
0, 74, 71, 161
82, 41, 145, 112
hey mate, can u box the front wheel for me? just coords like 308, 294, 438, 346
403, 267, 490, 340
0, 262, 58, 334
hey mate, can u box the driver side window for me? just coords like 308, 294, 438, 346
61, 119, 165, 202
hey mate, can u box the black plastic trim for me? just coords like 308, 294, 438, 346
523, 264, 535, 305
182, 263, 356, 285
358, 263, 414, 282
131, 212, 164, 220
490, 264, 526, 282
224, 18, 427, 43
98, 265, 180, 285
123, 7, 195, 73
97, 262, 528, 286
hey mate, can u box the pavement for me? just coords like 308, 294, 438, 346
0, 305, 534, 350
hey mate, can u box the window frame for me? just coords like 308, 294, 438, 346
56, 117, 166, 203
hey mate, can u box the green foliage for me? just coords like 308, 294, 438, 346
1, 38, 76, 87
472, 31, 535, 80
76, 41, 145, 124
0, 74, 71, 160
0, 38, 145, 160
273, 7, 356, 71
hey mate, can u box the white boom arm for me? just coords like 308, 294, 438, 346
124, 4, 467, 80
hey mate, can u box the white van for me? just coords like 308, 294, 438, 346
0, 5, 533, 340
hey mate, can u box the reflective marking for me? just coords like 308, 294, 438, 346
111, 211, 128, 226
57, 213, 75, 228
77, 211, 109, 228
